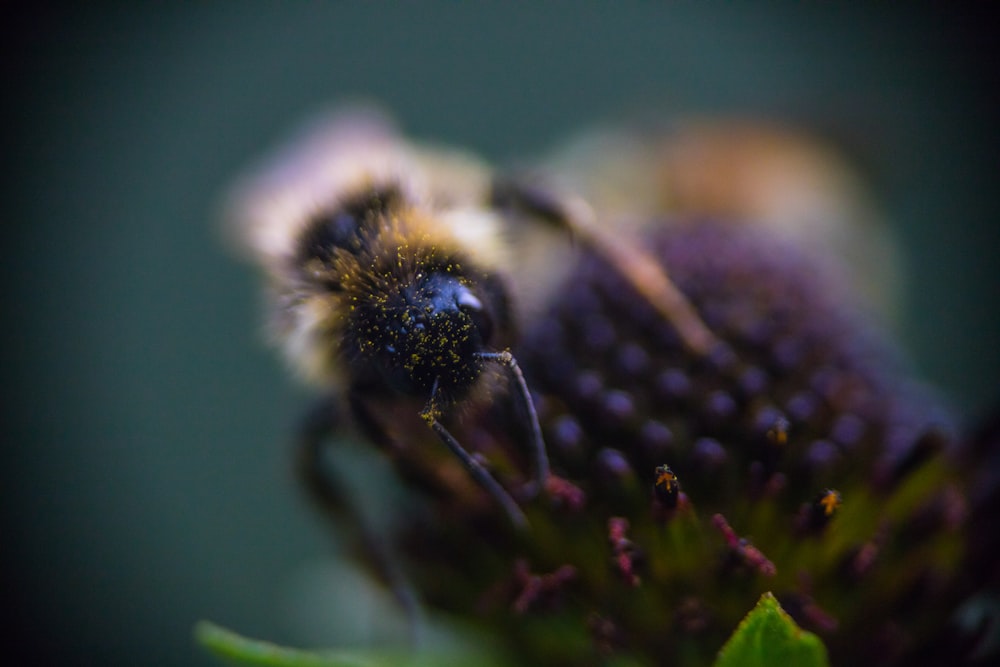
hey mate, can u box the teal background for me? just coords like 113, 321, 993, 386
3, 5, 997, 665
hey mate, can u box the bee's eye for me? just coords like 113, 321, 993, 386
457, 288, 494, 343
323, 211, 361, 249
298, 210, 359, 266
299, 184, 403, 264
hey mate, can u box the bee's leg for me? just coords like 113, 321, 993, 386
421, 384, 529, 530
490, 174, 577, 231
346, 390, 461, 503
491, 174, 717, 356
476, 350, 550, 496
345, 390, 397, 452
296, 397, 424, 645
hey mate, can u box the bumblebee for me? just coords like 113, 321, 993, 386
224, 107, 557, 530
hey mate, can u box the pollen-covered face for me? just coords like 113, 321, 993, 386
352, 270, 494, 397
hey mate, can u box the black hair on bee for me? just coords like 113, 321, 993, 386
225, 108, 549, 529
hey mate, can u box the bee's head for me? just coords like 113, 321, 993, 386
354, 269, 497, 399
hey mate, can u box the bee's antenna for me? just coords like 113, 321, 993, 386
476, 350, 550, 492
421, 379, 530, 530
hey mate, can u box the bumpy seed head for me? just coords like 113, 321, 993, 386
375, 222, 969, 666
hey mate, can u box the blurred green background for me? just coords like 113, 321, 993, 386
3, 4, 997, 665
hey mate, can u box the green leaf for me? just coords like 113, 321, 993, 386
714, 593, 829, 667
194, 620, 509, 667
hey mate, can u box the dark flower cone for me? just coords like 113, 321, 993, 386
366, 221, 972, 666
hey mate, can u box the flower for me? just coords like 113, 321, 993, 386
386, 219, 969, 666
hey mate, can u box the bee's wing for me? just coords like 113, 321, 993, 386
652, 121, 903, 323
536, 120, 904, 325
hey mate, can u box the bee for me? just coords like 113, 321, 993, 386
224, 107, 559, 530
